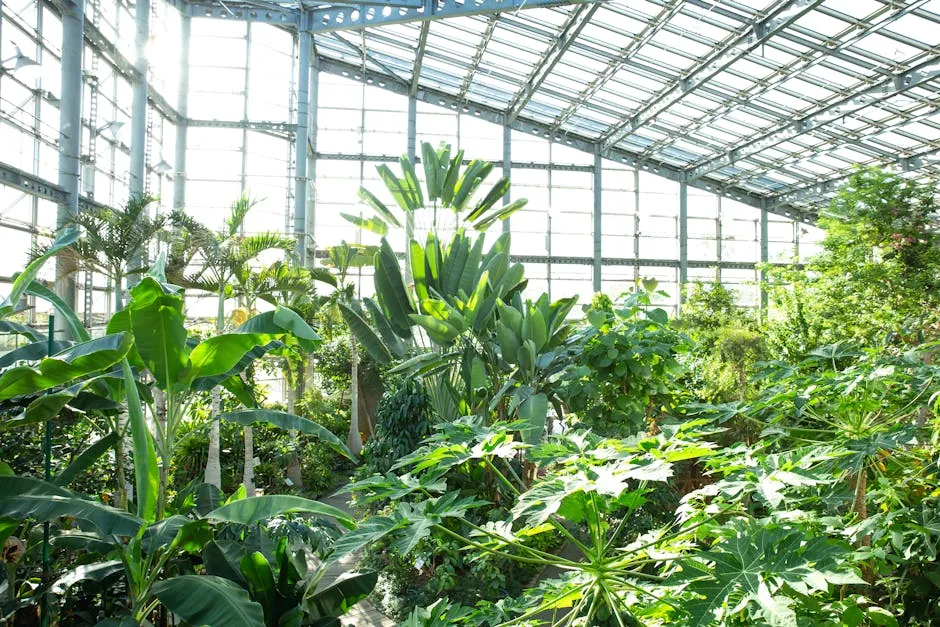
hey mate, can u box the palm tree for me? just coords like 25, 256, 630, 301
322, 242, 378, 457
169, 196, 295, 493
66, 194, 167, 313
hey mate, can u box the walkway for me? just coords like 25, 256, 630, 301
313, 487, 395, 627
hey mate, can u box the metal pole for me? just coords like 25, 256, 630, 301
173, 13, 190, 211
633, 167, 640, 284
41, 314, 54, 627
307, 61, 319, 265
502, 124, 511, 234
54, 0, 85, 337
593, 148, 602, 293
760, 206, 769, 314
129, 0, 149, 197
294, 29, 311, 265
405, 95, 416, 281
678, 181, 688, 302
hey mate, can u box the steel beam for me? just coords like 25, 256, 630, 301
601, 0, 826, 151
294, 31, 312, 265
410, 21, 430, 96
183, 0, 298, 26
689, 57, 940, 181
593, 148, 602, 292
405, 94, 416, 281
505, 3, 598, 124
301, 0, 596, 34
456, 14, 499, 103
678, 181, 688, 289
307, 61, 319, 262
502, 123, 511, 234
759, 206, 768, 312
1, 162, 66, 204
314, 56, 813, 223
174, 14, 191, 211
188, 119, 296, 135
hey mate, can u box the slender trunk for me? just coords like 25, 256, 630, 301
114, 437, 127, 510
285, 360, 303, 489
204, 289, 226, 489
243, 425, 256, 496
851, 469, 873, 582
347, 337, 362, 457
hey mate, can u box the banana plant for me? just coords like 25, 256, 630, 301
345, 141, 527, 236
0, 474, 358, 625
108, 275, 346, 518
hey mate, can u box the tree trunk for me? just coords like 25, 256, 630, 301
285, 360, 303, 489
205, 389, 222, 488
243, 425, 256, 496
204, 290, 226, 489
347, 337, 362, 457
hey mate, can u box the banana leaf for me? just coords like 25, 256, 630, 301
219, 409, 352, 461
152, 576, 265, 627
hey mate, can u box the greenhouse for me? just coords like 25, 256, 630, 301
0, 0, 938, 624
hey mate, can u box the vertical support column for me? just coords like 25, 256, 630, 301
633, 167, 640, 283
128, 0, 149, 197
307, 62, 319, 265
405, 95, 417, 282
715, 195, 722, 283
678, 181, 688, 303
293, 30, 311, 265
502, 124, 511, 234
760, 205, 769, 314
173, 14, 190, 211
54, 0, 85, 330
592, 148, 602, 293
239, 23, 251, 196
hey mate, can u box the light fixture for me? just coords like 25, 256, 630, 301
1, 45, 40, 74
96, 120, 125, 140
153, 159, 173, 177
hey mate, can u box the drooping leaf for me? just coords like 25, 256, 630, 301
123, 359, 158, 521
0, 227, 79, 319
519, 393, 548, 445
357, 186, 402, 228
126, 278, 188, 390
51, 560, 124, 595
305, 571, 378, 618
54, 432, 120, 487
207, 495, 355, 529
0, 476, 143, 536
234, 306, 321, 353
341, 213, 389, 237
152, 575, 266, 627
219, 409, 352, 460
24, 281, 90, 341
337, 301, 392, 365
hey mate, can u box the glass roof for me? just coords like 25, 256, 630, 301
305, 0, 940, 215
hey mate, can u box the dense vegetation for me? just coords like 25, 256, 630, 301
0, 153, 936, 626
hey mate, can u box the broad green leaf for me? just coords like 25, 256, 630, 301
0, 339, 71, 369
374, 239, 415, 337
357, 186, 402, 228
127, 278, 188, 390
234, 306, 321, 353
519, 393, 548, 445
326, 516, 401, 564
0, 227, 79, 319
473, 199, 528, 232
191, 341, 283, 393
54, 432, 120, 487
466, 176, 511, 222
400, 154, 425, 210
0, 320, 44, 342
0, 333, 131, 402
184, 333, 282, 386
207, 495, 355, 529
0, 476, 143, 536
123, 359, 158, 521
25, 281, 89, 341
51, 560, 124, 595
377, 164, 418, 213
203, 540, 247, 586
337, 301, 392, 365
341, 213, 389, 237
219, 409, 352, 461
305, 571, 377, 618
152, 575, 265, 627
240, 552, 277, 620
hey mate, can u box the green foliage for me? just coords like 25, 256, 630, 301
360, 378, 431, 477
562, 285, 687, 436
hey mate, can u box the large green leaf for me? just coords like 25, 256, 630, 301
305, 571, 378, 618
234, 306, 321, 353
337, 301, 392, 365
219, 409, 352, 461
206, 495, 355, 529
240, 552, 278, 621
203, 540, 248, 585
519, 393, 549, 445
184, 333, 282, 386
127, 278, 188, 390
0, 476, 143, 536
0, 333, 131, 402
0, 320, 44, 343
0, 227, 79, 319
191, 341, 283, 393
152, 575, 266, 627
357, 186, 402, 228
54, 432, 120, 487
51, 560, 124, 595
341, 213, 388, 237
123, 359, 158, 521
374, 239, 415, 337
25, 280, 89, 342
0, 339, 71, 369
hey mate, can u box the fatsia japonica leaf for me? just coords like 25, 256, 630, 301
675, 521, 865, 627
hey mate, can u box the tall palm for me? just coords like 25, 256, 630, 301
322, 242, 377, 457
169, 196, 295, 492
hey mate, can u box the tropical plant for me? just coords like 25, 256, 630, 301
167, 196, 296, 493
